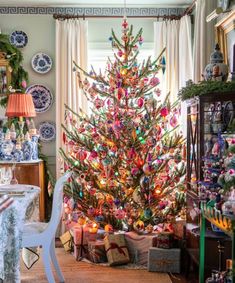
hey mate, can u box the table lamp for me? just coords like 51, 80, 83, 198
5, 93, 36, 139
5, 93, 36, 184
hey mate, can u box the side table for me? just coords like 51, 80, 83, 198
0, 160, 46, 221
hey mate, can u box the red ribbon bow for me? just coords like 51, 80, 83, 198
106, 242, 127, 256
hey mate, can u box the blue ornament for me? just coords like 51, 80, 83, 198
108, 36, 113, 41
144, 208, 153, 219
160, 56, 166, 74
114, 198, 120, 206
95, 215, 104, 222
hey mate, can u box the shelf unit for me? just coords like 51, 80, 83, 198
186, 91, 235, 280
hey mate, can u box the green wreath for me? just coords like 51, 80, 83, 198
0, 33, 28, 106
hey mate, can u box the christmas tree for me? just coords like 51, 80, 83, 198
61, 18, 186, 232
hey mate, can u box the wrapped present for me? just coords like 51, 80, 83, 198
88, 240, 107, 263
104, 233, 130, 266
172, 218, 186, 239
60, 231, 73, 252
153, 232, 173, 249
124, 231, 158, 265
71, 225, 95, 259
71, 225, 97, 246
148, 247, 180, 273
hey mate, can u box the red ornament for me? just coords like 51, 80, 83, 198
160, 107, 169, 117
77, 150, 87, 161
117, 88, 124, 100
122, 19, 128, 29
137, 97, 144, 108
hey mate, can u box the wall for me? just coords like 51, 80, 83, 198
0, 14, 56, 174
0, 14, 155, 176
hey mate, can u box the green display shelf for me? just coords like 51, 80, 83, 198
199, 202, 235, 283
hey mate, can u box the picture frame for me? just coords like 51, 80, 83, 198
215, 10, 235, 74
0, 52, 11, 96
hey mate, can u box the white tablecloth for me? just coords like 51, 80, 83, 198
0, 185, 40, 283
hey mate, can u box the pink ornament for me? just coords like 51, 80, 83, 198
89, 188, 97, 195
160, 107, 169, 117
21, 80, 27, 88
150, 77, 160, 87
131, 167, 139, 175
117, 50, 123, 57
89, 150, 98, 159
137, 97, 144, 108
229, 169, 235, 175
154, 88, 161, 97
114, 209, 125, 220
87, 207, 95, 216
170, 115, 178, 127
94, 98, 104, 109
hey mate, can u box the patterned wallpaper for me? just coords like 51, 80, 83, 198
0, 6, 184, 16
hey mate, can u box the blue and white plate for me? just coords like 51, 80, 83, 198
26, 84, 53, 113
9, 31, 28, 48
31, 52, 52, 74
38, 121, 56, 142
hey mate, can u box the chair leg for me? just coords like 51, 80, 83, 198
42, 244, 56, 283
50, 239, 65, 283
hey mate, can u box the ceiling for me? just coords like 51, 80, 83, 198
0, 0, 194, 8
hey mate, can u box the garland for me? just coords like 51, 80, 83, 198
178, 80, 235, 101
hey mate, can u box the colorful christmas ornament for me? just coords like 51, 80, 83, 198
133, 220, 145, 233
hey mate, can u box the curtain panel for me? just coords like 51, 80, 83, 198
154, 15, 193, 103
193, 0, 217, 83
55, 19, 88, 178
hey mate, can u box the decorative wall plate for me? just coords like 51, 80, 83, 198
38, 121, 56, 142
9, 31, 28, 48
31, 52, 52, 74
26, 84, 53, 113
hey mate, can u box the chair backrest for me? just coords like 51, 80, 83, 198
46, 171, 72, 235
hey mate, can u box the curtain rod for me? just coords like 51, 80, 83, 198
53, 1, 196, 21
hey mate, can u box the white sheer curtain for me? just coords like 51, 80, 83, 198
154, 15, 193, 103
193, 0, 217, 83
55, 19, 88, 177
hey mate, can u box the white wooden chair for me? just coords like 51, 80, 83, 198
21, 171, 72, 283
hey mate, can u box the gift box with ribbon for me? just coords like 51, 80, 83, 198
88, 240, 108, 263
153, 232, 173, 249
104, 233, 130, 266
148, 247, 180, 273
59, 230, 73, 252
124, 231, 158, 265
70, 225, 97, 259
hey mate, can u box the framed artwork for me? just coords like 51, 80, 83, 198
0, 52, 11, 96
215, 10, 235, 74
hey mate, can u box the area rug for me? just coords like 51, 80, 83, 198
21, 248, 172, 283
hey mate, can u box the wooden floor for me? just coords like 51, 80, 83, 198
21, 248, 174, 283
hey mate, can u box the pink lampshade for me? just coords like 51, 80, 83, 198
5, 93, 36, 117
